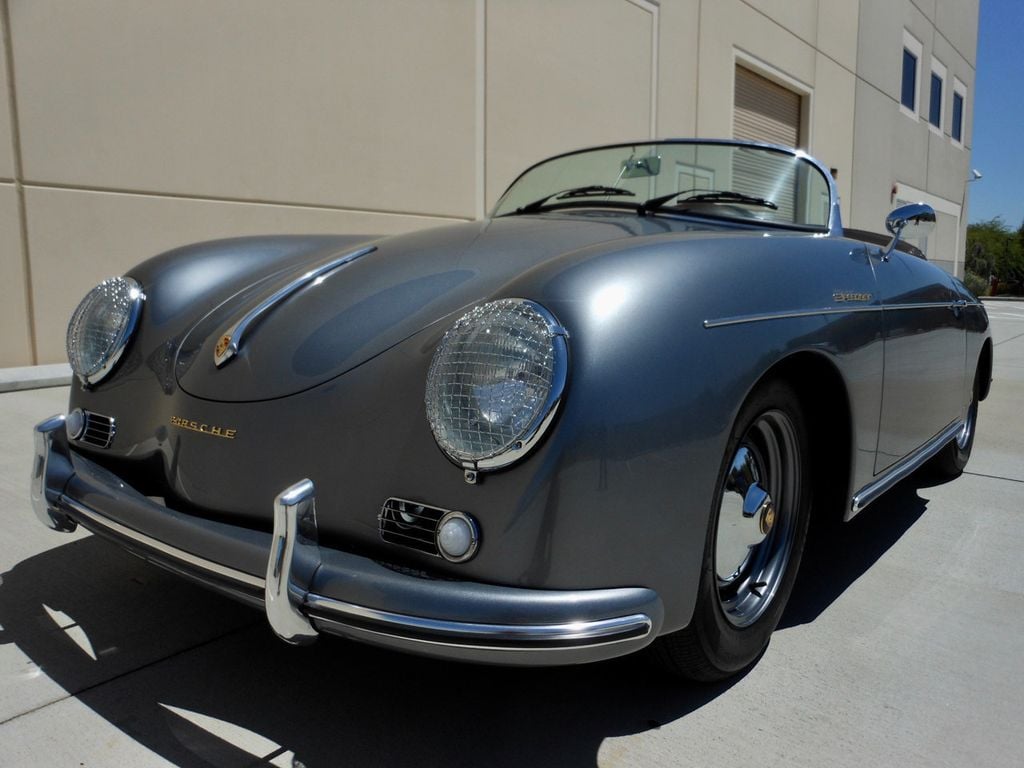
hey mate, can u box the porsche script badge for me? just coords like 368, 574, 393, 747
170, 416, 237, 439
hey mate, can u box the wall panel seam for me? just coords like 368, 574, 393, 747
696, 0, 702, 130
475, 0, 486, 218
1, 0, 37, 364
20, 182, 473, 223
625, 0, 659, 138
737, 0, 857, 78
908, 0, 977, 66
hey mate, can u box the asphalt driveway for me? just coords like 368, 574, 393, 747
1, 306, 1022, 767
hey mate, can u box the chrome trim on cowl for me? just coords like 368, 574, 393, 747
215, 245, 377, 367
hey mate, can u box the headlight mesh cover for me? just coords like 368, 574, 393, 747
425, 299, 566, 467
66, 276, 144, 384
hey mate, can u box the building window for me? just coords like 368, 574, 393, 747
952, 78, 966, 145
901, 30, 923, 119
929, 59, 947, 132
929, 73, 942, 126
951, 92, 963, 139
902, 49, 917, 110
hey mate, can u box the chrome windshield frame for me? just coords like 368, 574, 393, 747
490, 138, 842, 237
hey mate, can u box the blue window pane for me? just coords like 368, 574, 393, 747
929, 73, 942, 127
953, 92, 964, 141
901, 50, 917, 110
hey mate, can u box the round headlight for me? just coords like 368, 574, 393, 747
66, 276, 144, 386
425, 298, 568, 471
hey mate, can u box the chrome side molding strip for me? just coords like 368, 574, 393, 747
705, 305, 880, 329
265, 480, 319, 644
850, 419, 963, 516
214, 245, 377, 367
704, 302, 965, 329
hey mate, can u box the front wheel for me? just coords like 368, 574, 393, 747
928, 368, 980, 479
653, 379, 811, 681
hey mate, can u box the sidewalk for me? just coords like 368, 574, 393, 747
0, 363, 71, 393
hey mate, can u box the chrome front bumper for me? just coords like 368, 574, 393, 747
31, 415, 663, 665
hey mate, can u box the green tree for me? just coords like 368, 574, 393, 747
965, 217, 1024, 295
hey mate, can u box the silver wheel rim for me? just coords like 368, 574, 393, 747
956, 396, 977, 451
714, 409, 800, 628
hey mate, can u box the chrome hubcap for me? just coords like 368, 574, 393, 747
715, 448, 776, 581
714, 410, 800, 627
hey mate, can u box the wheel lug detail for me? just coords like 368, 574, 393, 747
759, 499, 776, 535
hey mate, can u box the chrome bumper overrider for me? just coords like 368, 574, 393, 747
31, 415, 661, 665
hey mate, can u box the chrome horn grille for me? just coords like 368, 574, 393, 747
378, 498, 447, 557
67, 409, 117, 449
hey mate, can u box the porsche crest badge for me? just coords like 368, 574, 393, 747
215, 334, 232, 359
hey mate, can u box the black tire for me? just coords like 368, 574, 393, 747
652, 379, 811, 681
928, 368, 980, 479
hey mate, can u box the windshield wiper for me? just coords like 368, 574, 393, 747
640, 189, 778, 215
513, 185, 636, 215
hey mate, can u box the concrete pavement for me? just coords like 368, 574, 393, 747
0, 311, 1022, 767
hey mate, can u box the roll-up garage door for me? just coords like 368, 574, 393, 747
733, 65, 801, 147
733, 65, 803, 221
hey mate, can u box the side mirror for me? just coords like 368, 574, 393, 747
882, 203, 935, 260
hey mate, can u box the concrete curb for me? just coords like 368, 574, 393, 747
980, 296, 1024, 302
0, 364, 72, 393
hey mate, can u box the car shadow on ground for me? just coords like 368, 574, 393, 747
1, 475, 938, 767
1, 537, 735, 768
780, 476, 932, 629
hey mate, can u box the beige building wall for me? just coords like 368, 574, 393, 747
850, 0, 977, 275
0, 0, 977, 367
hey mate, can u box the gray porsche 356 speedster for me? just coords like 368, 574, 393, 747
31, 139, 991, 680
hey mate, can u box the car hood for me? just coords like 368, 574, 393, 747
172, 213, 716, 402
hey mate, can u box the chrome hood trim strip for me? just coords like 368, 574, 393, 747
214, 245, 377, 367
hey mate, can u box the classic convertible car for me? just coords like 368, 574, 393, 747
31, 140, 991, 680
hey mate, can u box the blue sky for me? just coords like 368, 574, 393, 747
968, 0, 1024, 226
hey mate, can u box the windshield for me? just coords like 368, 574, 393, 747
492, 141, 834, 230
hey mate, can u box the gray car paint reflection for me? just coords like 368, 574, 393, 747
37, 139, 992, 671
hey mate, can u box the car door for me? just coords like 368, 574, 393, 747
873, 249, 966, 473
